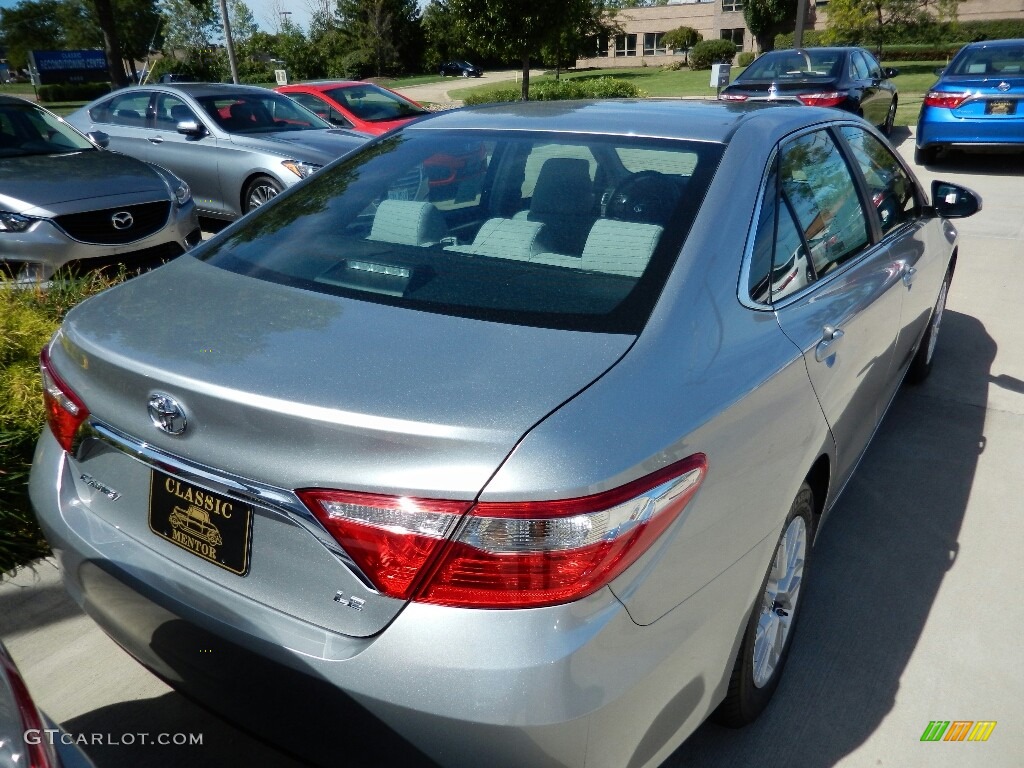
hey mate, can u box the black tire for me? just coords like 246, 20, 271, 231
907, 273, 950, 385
914, 144, 938, 166
882, 97, 897, 136
243, 175, 283, 214
715, 483, 814, 727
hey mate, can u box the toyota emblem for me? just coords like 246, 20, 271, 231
111, 211, 134, 230
997, 81, 1011, 92
148, 394, 187, 435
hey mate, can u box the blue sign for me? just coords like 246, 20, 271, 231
29, 50, 108, 84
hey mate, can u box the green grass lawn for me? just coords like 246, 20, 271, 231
450, 61, 943, 127
377, 73, 450, 88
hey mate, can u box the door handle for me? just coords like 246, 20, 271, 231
815, 325, 845, 363
148, 136, 164, 144
902, 266, 917, 288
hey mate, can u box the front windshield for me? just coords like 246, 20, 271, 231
200, 129, 723, 333
948, 43, 1024, 76
197, 92, 332, 134
0, 101, 95, 157
741, 50, 842, 80
324, 84, 429, 122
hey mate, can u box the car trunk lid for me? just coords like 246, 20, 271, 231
50, 255, 634, 636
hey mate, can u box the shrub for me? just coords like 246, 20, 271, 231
689, 39, 738, 70
463, 77, 642, 105
0, 271, 126, 577
737, 52, 756, 67
37, 82, 111, 103
663, 26, 702, 52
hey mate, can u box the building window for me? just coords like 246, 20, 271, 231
595, 34, 609, 57
615, 34, 638, 57
723, 1, 743, 11
644, 32, 667, 57
721, 28, 744, 47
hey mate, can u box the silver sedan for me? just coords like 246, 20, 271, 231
30, 100, 978, 768
0, 95, 199, 282
67, 83, 369, 221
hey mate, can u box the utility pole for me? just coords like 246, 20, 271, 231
218, 0, 240, 84
794, 0, 808, 49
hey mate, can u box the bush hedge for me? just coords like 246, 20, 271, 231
37, 82, 111, 103
463, 77, 642, 105
689, 40, 738, 70
737, 52, 756, 68
775, 18, 1024, 50
0, 272, 125, 577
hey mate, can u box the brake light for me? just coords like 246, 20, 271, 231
924, 91, 971, 109
1, 646, 57, 768
299, 454, 707, 609
796, 92, 845, 107
40, 346, 89, 452
719, 93, 748, 101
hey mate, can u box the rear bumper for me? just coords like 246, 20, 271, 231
30, 428, 766, 768
917, 107, 1024, 149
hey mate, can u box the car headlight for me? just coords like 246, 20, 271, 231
281, 160, 322, 179
173, 179, 192, 206
0, 211, 33, 233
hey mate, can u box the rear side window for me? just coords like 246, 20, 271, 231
780, 130, 869, 278
91, 91, 153, 126
201, 130, 723, 333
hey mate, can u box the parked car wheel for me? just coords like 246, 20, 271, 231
907, 273, 950, 385
244, 175, 283, 213
883, 97, 897, 136
716, 483, 813, 727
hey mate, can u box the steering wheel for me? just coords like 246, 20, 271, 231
606, 171, 681, 225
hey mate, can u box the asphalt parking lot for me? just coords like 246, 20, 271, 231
1, 128, 1021, 768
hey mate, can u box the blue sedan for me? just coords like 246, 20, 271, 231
916, 38, 1024, 164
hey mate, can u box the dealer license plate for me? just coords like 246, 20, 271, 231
149, 470, 253, 575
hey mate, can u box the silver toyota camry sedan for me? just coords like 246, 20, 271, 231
30, 100, 978, 768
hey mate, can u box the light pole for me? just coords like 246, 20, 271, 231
280, 10, 292, 28
217, 0, 240, 84
794, 0, 808, 49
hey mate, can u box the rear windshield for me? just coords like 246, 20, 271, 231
948, 44, 1024, 76
742, 50, 842, 80
201, 129, 723, 333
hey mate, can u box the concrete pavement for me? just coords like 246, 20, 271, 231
2, 129, 1022, 768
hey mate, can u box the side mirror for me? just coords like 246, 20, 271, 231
177, 120, 206, 137
934, 66, 946, 76
883, 67, 899, 78
87, 130, 109, 148
931, 180, 982, 219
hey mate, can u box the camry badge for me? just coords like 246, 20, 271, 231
997, 81, 1011, 92
111, 211, 134, 230
148, 394, 187, 435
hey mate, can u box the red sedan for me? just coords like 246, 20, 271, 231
276, 81, 430, 135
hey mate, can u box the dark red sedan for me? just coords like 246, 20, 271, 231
276, 81, 430, 135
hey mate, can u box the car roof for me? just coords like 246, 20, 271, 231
287, 81, 368, 88
960, 38, 1024, 50
762, 47, 856, 56
404, 99, 823, 144
0, 94, 33, 107
142, 82, 282, 98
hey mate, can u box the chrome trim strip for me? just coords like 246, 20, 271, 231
78, 419, 376, 589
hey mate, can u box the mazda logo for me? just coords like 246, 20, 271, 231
111, 211, 134, 230
148, 394, 187, 435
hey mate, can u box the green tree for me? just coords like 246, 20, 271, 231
662, 25, 701, 51
449, 0, 613, 100
823, 0, 959, 55
0, 0, 70, 71
335, 0, 422, 78
422, 0, 479, 72
744, 0, 798, 52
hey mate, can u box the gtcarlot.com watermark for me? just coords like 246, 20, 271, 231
25, 729, 203, 747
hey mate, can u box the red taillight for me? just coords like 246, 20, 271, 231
299, 454, 707, 609
796, 91, 845, 108
1, 646, 57, 768
719, 93, 748, 102
296, 490, 473, 599
924, 90, 971, 109
39, 346, 88, 452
